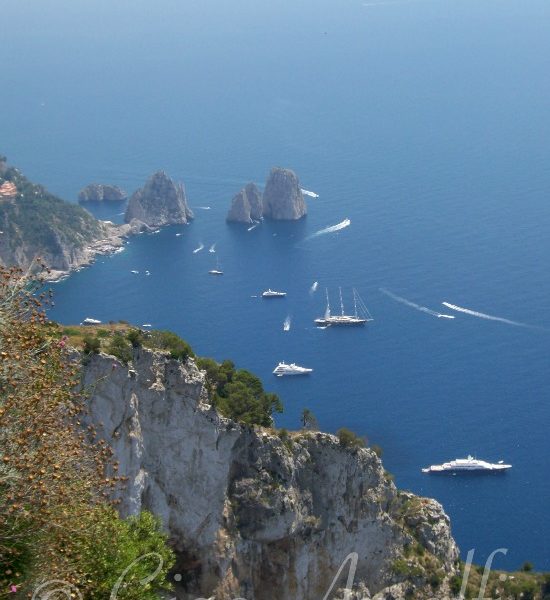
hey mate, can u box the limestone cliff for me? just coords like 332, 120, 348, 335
227, 183, 263, 223
78, 183, 128, 202
81, 348, 459, 600
262, 167, 307, 220
125, 171, 193, 227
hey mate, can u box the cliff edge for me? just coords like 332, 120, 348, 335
81, 347, 459, 600
262, 167, 307, 220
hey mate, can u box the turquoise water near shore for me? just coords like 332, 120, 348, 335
3, 0, 550, 570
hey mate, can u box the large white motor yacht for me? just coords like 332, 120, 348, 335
262, 289, 287, 298
422, 455, 512, 473
273, 362, 313, 377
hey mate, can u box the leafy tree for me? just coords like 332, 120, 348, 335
300, 408, 318, 430
126, 328, 144, 348
144, 330, 194, 361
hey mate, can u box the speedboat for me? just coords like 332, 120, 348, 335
422, 455, 512, 473
262, 289, 286, 298
273, 362, 313, 377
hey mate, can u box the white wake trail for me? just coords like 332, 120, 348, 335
192, 243, 204, 254
209, 243, 216, 253
301, 188, 319, 198
380, 288, 455, 319
307, 218, 351, 240
283, 315, 292, 332
310, 281, 319, 294
442, 302, 531, 328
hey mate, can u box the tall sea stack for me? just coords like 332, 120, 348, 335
124, 171, 193, 227
226, 182, 263, 223
262, 167, 306, 220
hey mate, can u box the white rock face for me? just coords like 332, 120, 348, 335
81, 349, 459, 600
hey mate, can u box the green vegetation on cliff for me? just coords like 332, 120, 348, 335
0, 157, 105, 271
0, 270, 174, 599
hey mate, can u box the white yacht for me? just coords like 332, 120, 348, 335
273, 362, 313, 377
314, 288, 373, 327
262, 289, 287, 298
422, 455, 512, 473
82, 317, 101, 325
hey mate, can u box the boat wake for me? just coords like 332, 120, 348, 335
380, 288, 455, 319
442, 302, 532, 328
310, 281, 319, 294
247, 222, 259, 232
283, 315, 292, 331
301, 188, 319, 198
306, 218, 350, 240
192, 243, 204, 254
194, 206, 211, 210
209, 243, 216, 253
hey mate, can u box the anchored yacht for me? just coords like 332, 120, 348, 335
422, 455, 512, 473
273, 362, 313, 377
262, 289, 286, 298
315, 288, 373, 327
208, 257, 223, 275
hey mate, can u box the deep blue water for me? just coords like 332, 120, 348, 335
3, 0, 550, 571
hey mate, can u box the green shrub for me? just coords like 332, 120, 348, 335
126, 328, 144, 348
83, 334, 101, 354
107, 333, 133, 363
336, 427, 365, 450
370, 443, 383, 458
144, 330, 194, 361
522, 561, 534, 572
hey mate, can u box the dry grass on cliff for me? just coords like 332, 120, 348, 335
0, 267, 118, 595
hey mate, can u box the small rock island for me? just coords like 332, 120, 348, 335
78, 183, 127, 202
226, 167, 307, 223
226, 182, 263, 224
124, 170, 194, 228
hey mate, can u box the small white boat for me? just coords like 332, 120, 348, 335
130, 270, 139, 274
262, 289, 287, 298
142, 323, 152, 328
422, 455, 512, 473
145, 270, 150, 276
273, 362, 313, 377
209, 257, 223, 275
82, 317, 101, 325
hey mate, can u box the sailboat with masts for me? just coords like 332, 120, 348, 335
314, 288, 373, 327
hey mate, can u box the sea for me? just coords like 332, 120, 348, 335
3, 0, 550, 571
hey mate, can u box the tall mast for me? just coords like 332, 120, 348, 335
339, 287, 344, 316
354, 288, 358, 317
325, 288, 331, 319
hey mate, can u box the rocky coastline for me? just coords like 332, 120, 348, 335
80, 346, 459, 600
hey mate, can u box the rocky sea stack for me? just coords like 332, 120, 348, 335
226, 182, 263, 223
78, 183, 127, 202
263, 167, 307, 220
125, 171, 193, 227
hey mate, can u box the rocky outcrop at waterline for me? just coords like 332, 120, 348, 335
124, 170, 194, 227
78, 183, 128, 202
262, 167, 307, 220
80, 346, 459, 600
226, 182, 263, 223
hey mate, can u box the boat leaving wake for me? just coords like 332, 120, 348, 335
209, 243, 216, 253
194, 206, 211, 210
192, 243, 204, 254
301, 188, 319, 198
310, 281, 319, 294
247, 222, 259, 232
283, 315, 292, 331
307, 218, 350, 240
380, 288, 455, 319
442, 302, 532, 328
